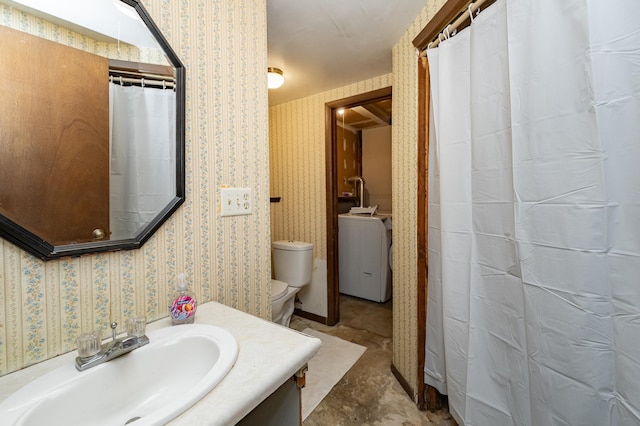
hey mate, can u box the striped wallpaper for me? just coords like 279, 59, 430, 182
0, 0, 271, 377
391, 0, 447, 398
269, 74, 393, 265
0, 4, 166, 65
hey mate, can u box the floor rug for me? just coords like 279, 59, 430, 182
301, 328, 367, 420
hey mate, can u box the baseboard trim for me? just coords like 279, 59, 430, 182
294, 309, 327, 325
391, 363, 415, 403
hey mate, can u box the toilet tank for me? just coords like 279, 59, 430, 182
272, 240, 313, 288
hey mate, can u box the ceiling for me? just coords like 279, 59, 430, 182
339, 99, 392, 131
267, 0, 427, 106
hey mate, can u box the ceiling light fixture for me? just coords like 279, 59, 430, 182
267, 67, 284, 89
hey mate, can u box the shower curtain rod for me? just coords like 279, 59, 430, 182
418, 0, 493, 55
109, 66, 176, 89
109, 75, 175, 89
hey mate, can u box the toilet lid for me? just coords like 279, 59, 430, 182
271, 279, 288, 301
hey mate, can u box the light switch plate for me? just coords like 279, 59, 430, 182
220, 187, 253, 216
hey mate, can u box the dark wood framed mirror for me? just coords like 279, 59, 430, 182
0, 0, 185, 260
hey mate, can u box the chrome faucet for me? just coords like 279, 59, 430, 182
75, 320, 149, 371
346, 176, 365, 208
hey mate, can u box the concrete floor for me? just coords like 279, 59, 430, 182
290, 295, 454, 426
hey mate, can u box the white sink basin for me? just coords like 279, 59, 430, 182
0, 324, 238, 426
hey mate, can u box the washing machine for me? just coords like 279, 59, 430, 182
338, 214, 392, 302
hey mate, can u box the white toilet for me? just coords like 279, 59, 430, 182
271, 240, 313, 327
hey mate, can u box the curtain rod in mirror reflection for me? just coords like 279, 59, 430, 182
0, 0, 185, 260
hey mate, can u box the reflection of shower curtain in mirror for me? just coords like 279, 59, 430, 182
109, 83, 176, 240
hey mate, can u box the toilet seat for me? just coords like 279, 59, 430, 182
271, 279, 288, 301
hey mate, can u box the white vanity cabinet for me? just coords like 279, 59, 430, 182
237, 373, 304, 425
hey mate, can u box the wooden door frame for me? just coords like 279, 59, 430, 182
417, 55, 439, 410
324, 86, 392, 326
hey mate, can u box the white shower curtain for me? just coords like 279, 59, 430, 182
425, 0, 640, 424
109, 83, 176, 240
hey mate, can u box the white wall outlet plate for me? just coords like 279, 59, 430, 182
220, 187, 253, 217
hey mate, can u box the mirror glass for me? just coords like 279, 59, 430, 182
0, 0, 185, 260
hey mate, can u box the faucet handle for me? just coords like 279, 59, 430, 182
77, 330, 101, 358
126, 316, 147, 338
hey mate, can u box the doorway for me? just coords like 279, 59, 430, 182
324, 86, 392, 325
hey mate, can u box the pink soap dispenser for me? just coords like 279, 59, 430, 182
169, 273, 197, 325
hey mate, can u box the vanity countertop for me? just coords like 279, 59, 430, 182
0, 301, 322, 425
